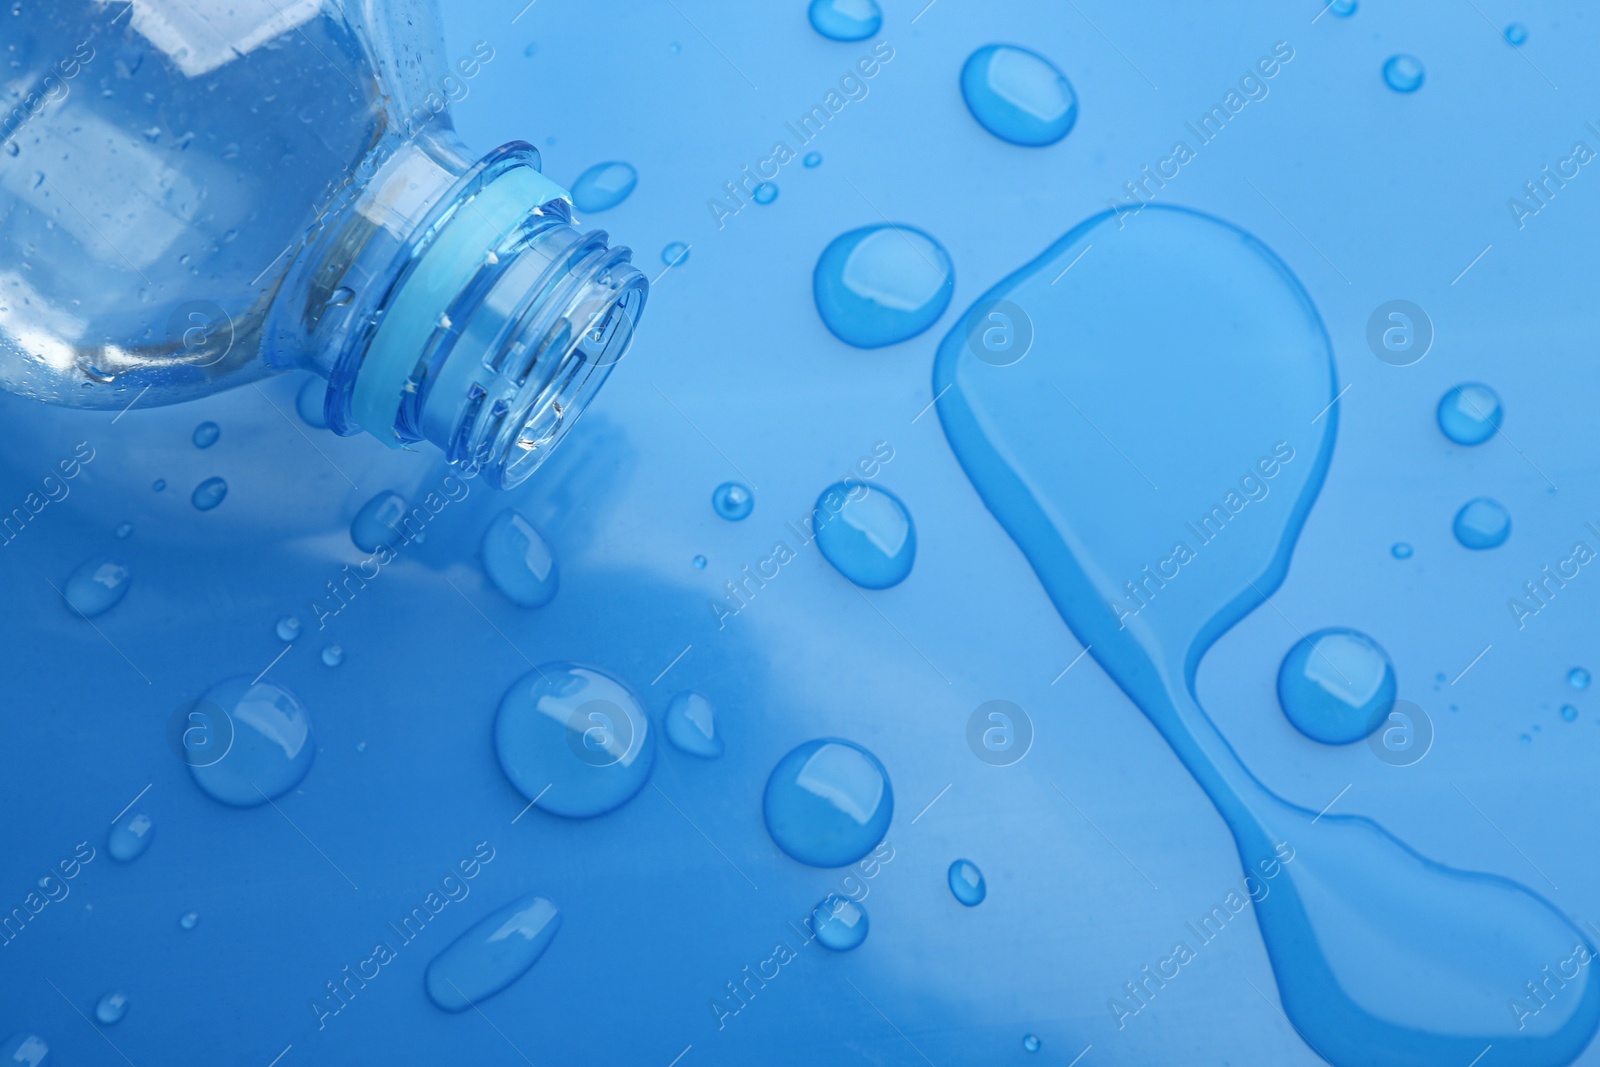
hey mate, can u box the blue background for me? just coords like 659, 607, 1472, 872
4, 1, 1600, 1064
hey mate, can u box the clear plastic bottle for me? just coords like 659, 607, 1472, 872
0, 1, 648, 487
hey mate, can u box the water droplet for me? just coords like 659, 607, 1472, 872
1505, 22, 1528, 45
190, 421, 222, 450
753, 181, 778, 205
807, 0, 881, 41
571, 161, 638, 213
763, 738, 892, 867
664, 692, 723, 759
276, 616, 301, 642
814, 482, 916, 589
95, 991, 127, 1025
811, 895, 869, 951
325, 286, 354, 308
321, 644, 343, 667
1570, 668, 1591, 690
187, 677, 315, 807
1383, 54, 1425, 93
296, 377, 328, 428
961, 44, 1079, 146
180, 910, 198, 930
115, 522, 132, 539
1436, 383, 1502, 445
813, 224, 954, 348
803, 151, 823, 168
152, 478, 166, 492
4, 142, 18, 157
661, 241, 691, 267
1277, 628, 1397, 745
107, 811, 154, 863
522, 41, 539, 58
481, 510, 560, 608
1023, 1033, 1041, 1053
692, 554, 707, 569
948, 859, 986, 906
63, 556, 131, 618
1520, 732, 1533, 745
0, 1034, 47, 1066
1562, 705, 1578, 722
425, 893, 561, 1012
351, 491, 407, 553
1453, 498, 1511, 550
191, 476, 228, 511
668, 42, 681, 55
1328, 0, 1356, 15
1391, 542, 1413, 560
495, 664, 655, 818
711, 481, 754, 521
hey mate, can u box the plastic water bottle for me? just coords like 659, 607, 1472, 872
0, 1, 648, 487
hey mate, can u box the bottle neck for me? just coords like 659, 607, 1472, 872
275, 132, 647, 488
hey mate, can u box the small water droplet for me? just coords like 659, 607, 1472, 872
187, 677, 314, 807
814, 225, 954, 348
1437, 383, 1502, 445
191, 421, 220, 448
662, 241, 691, 267
753, 181, 778, 205
523, 41, 538, 58
1570, 668, 1590, 690
664, 692, 723, 759
1023, 1033, 1041, 1053
948, 859, 987, 906
191, 476, 228, 511
107, 810, 154, 863
1562, 705, 1578, 722
571, 161, 638, 213
1277, 628, 1396, 744
1391, 542, 1413, 560
351, 491, 407, 552
764, 738, 892, 867
1520, 732, 1533, 745
807, 0, 881, 41
961, 44, 1079, 146
4, 142, 19, 157
321, 644, 343, 668
276, 616, 301, 642
711, 481, 754, 521
1383, 54, 1425, 93
1453, 498, 1511, 550
668, 42, 681, 55
63, 556, 131, 618
95, 990, 127, 1025
814, 482, 917, 589
692, 554, 707, 569
804, 151, 823, 168
1505, 22, 1528, 45
152, 478, 166, 492
180, 910, 199, 930
1328, 0, 1357, 15
296, 377, 328, 428
115, 522, 133, 539
811, 895, 869, 950
481, 510, 559, 608
326, 286, 355, 308
425, 893, 561, 1011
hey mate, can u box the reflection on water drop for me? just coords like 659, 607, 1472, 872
180, 910, 199, 930
1391, 542, 1413, 560
108, 811, 154, 863
321, 644, 343, 667
276, 616, 301, 642
961, 44, 1078, 146
814, 482, 916, 589
1453, 498, 1511, 550
296, 377, 328, 428
753, 181, 778, 205
811, 895, 868, 951
425, 893, 561, 1012
1436, 383, 1502, 445
571, 161, 638, 213
63, 556, 131, 618
807, 0, 881, 41
712, 481, 754, 521
495, 664, 655, 818
662, 242, 691, 267
1278, 628, 1396, 745
804, 152, 823, 168
187, 677, 314, 807
813, 224, 954, 348
191, 477, 228, 511
1571, 668, 1591, 690
192, 421, 219, 448
763, 738, 892, 867
664, 691, 723, 759
351, 491, 407, 553
481, 510, 559, 608
948, 859, 986, 906
1383, 54, 1425, 93
95, 991, 127, 1025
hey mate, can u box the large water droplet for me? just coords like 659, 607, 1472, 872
807, 0, 881, 41
948, 859, 986, 906
763, 738, 892, 867
425, 893, 561, 1012
481, 510, 559, 608
711, 481, 754, 521
94, 991, 127, 1025
107, 811, 154, 863
813, 224, 954, 348
187, 677, 315, 807
570, 161, 638, 213
351, 491, 407, 553
1453, 497, 1511, 550
811, 895, 869, 951
0, 1034, 47, 1066
1277, 628, 1397, 744
664, 691, 723, 759
192, 421, 220, 449
296, 377, 328, 428
1383, 54, 1425, 93
62, 556, 131, 618
495, 664, 655, 818
1436, 383, 1502, 445
960, 44, 1078, 146
191, 477, 228, 511
813, 482, 916, 589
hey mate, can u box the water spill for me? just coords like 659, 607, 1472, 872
763, 738, 891, 867
351, 491, 407, 552
95, 990, 127, 1025
814, 482, 915, 589
570, 161, 638, 213
1437, 383, 1502, 445
711, 481, 754, 521
662, 241, 690, 267
192, 421, 220, 448
813, 224, 953, 348
296, 377, 328, 428
63, 556, 131, 618
807, 0, 881, 42
960, 44, 1078, 146
811, 895, 868, 951
948, 859, 986, 906
107, 810, 154, 862
425, 893, 561, 1012
481, 509, 559, 608
664, 691, 723, 758
191, 477, 228, 511
932, 203, 1600, 1065
1383, 54, 1425, 93
187, 677, 315, 807
1454, 498, 1511, 550
494, 664, 655, 818
1277, 629, 1396, 744
276, 616, 301, 642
